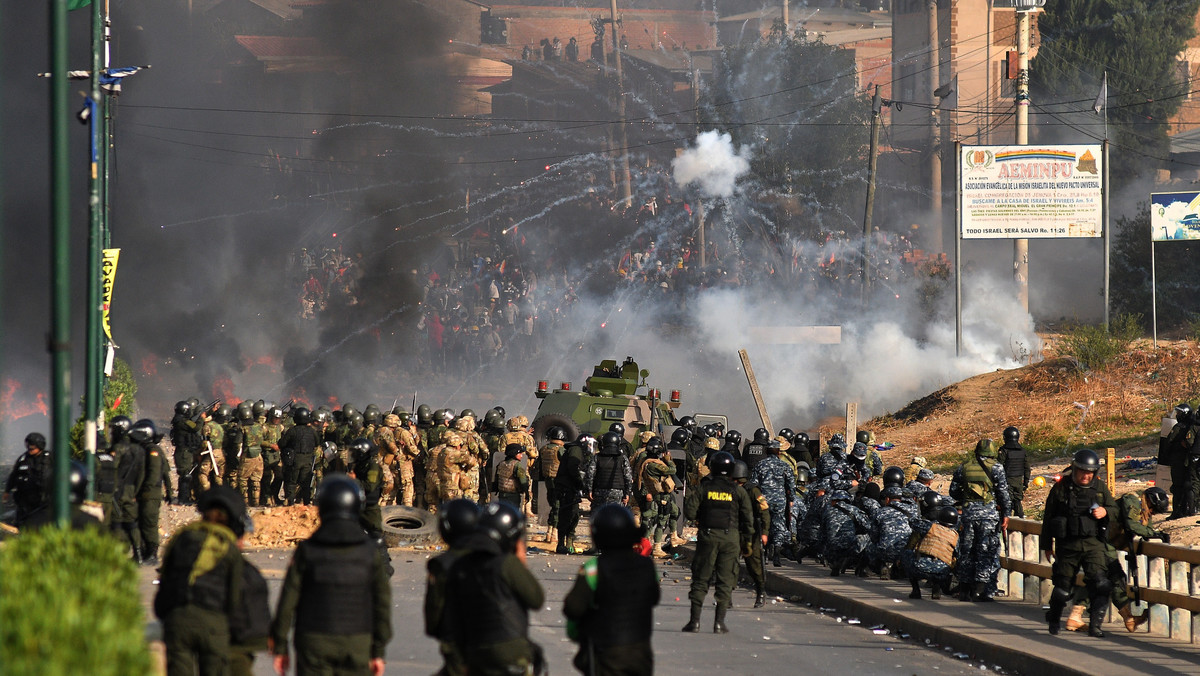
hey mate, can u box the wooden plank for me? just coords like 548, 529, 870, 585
845, 402, 858, 446
738, 349, 773, 437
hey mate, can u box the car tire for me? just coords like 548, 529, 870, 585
532, 413, 580, 448
381, 505, 439, 547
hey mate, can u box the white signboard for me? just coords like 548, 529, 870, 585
959, 144, 1103, 239
1150, 191, 1200, 241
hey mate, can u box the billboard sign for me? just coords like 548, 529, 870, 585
959, 144, 1103, 239
1150, 191, 1200, 241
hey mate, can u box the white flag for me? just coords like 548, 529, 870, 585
1093, 71, 1107, 114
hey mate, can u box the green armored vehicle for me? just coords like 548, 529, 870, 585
530, 357, 681, 446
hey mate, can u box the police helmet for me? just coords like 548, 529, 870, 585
197, 485, 252, 537
1144, 487, 1170, 514
1002, 426, 1020, 445
856, 430, 871, 445
129, 419, 158, 445
600, 432, 621, 453
314, 409, 332, 425
608, 422, 626, 437
212, 404, 232, 424
731, 460, 750, 481
576, 433, 597, 452
252, 400, 267, 418
505, 443, 524, 459
316, 474, 364, 522
669, 428, 691, 449
292, 407, 312, 425
1174, 403, 1193, 424
350, 437, 374, 460
437, 498, 481, 545
794, 431, 810, 446
974, 438, 998, 459
708, 451, 736, 476
66, 460, 89, 504
237, 406, 254, 423
267, 406, 284, 422
363, 409, 381, 426
724, 429, 742, 447
829, 490, 852, 503
851, 442, 869, 460
700, 424, 716, 439
796, 467, 811, 485
492, 406, 507, 420
590, 504, 639, 552
881, 486, 903, 501
174, 400, 192, 417
187, 397, 202, 412
645, 437, 665, 457
713, 421, 725, 436
922, 490, 942, 509
417, 404, 433, 424
332, 410, 345, 426
882, 466, 905, 488
109, 416, 133, 440
936, 506, 959, 528
778, 427, 796, 443
752, 428, 770, 445
546, 426, 567, 442
1071, 448, 1100, 473
348, 413, 364, 431
678, 416, 697, 431
479, 501, 526, 552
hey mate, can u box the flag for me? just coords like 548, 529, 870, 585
101, 248, 120, 342
1093, 71, 1107, 115
68, 0, 91, 9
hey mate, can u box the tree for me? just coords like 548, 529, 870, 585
1032, 0, 1200, 186
69, 357, 139, 459
704, 25, 869, 237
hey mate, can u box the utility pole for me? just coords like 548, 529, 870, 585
782, 0, 789, 34
1014, 2, 1034, 312
862, 85, 882, 307
84, 0, 108, 499
609, 0, 632, 209
928, 0, 942, 248
50, 0, 73, 526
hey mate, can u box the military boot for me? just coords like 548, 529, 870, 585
1046, 589, 1069, 635
713, 604, 729, 634
908, 577, 922, 600
771, 546, 782, 567
1117, 604, 1148, 632
1064, 605, 1087, 632
957, 583, 972, 602
972, 581, 994, 602
682, 604, 702, 632
141, 545, 159, 567
1087, 607, 1105, 638
556, 531, 570, 555
754, 587, 766, 608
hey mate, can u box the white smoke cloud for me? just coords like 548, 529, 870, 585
672, 131, 751, 198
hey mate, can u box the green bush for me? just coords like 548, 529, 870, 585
1058, 313, 1142, 371
0, 527, 152, 675
70, 356, 140, 459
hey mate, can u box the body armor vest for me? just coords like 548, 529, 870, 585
697, 477, 738, 530
585, 552, 658, 648
961, 457, 996, 503
538, 443, 561, 478
914, 522, 958, 566
593, 453, 626, 491
96, 451, 117, 495
450, 552, 527, 645
1001, 443, 1026, 482
296, 540, 376, 635
496, 459, 520, 494
1064, 481, 1100, 539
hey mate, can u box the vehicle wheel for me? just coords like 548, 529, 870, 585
532, 413, 580, 448
381, 505, 439, 547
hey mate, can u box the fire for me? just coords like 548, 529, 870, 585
212, 374, 240, 405
0, 378, 50, 422
243, 354, 280, 373
141, 354, 158, 377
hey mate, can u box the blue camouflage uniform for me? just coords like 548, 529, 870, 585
822, 495, 872, 574
751, 453, 795, 552
870, 501, 915, 571
948, 440, 1011, 596
902, 518, 959, 586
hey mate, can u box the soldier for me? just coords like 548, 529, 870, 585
493, 443, 530, 508
563, 504, 659, 676
608, 422, 634, 458
904, 456, 928, 484
732, 460, 770, 607
537, 426, 566, 543
751, 439, 795, 567
221, 408, 244, 491
903, 506, 960, 600
373, 414, 401, 505
132, 419, 173, 565
822, 489, 872, 576
1163, 402, 1196, 519
720, 429, 743, 456
351, 438, 385, 540
998, 426, 1030, 517
1064, 486, 1170, 633
260, 406, 285, 507
637, 437, 679, 558
236, 407, 264, 506
741, 428, 770, 469
500, 416, 537, 512
1041, 449, 1118, 637
456, 416, 490, 504
587, 432, 634, 509
682, 451, 753, 634
271, 476, 392, 675
200, 405, 228, 493
170, 400, 202, 505
4, 432, 53, 526
155, 485, 249, 676
435, 432, 479, 503
280, 407, 321, 506
425, 499, 483, 676
414, 404, 436, 508
94, 429, 118, 525
949, 438, 1010, 602
110, 418, 146, 560
555, 433, 593, 554
393, 413, 421, 507
869, 486, 914, 578
19, 460, 104, 531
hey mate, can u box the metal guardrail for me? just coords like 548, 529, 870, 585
998, 517, 1200, 643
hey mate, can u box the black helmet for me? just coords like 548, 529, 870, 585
724, 429, 742, 446
1144, 487, 1170, 514
129, 419, 158, 445
175, 400, 192, 417
417, 404, 433, 424
109, 415, 133, 440
669, 428, 690, 449
547, 426, 567, 442
252, 400, 267, 418
484, 409, 504, 429
316, 474, 364, 521
608, 422, 626, 437
493, 406, 507, 419
712, 421, 725, 436
752, 428, 770, 444
460, 408, 476, 420
922, 490, 942, 509
67, 460, 88, 505
293, 407, 313, 425
438, 498, 481, 545
778, 427, 796, 443
1174, 403, 1193, 424
197, 485, 252, 537
1002, 426, 1020, 445
350, 437, 374, 460
882, 466, 905, 488
505, 443, 524, 459
479, 501, 526, 552
363, 409, 381, 426
590, 504, 639, 552
645, 437, 664, 457
708, 451, 736, 476
856, 430, 871, 445
678, 415, 696, 431
702, 424, 717, 439
348, 413, 364, 431
237, 406, 254, 423
342, 403, 358, 419
576, 432, 597, 450
794, 431, 810, 446
600, 432, 621, 454
731, 460, 750, 480
1071, 448, 1101, 474
267, 406, 284, 422
331, 411, 345, 426
213, 404, 232, 424
936, 506, 959, 528
187, 397, 201, 411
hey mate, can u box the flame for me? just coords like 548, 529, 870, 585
289, 386, 310, 409
244, 354, 280, 372
0, 378, 50, 422
141, 354, 158, 377
212, 374, 240, 405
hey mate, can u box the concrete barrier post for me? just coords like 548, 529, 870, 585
1037, 541, 1052, 604
1192, 563, 1200, 644
1147, 555, 1169, 636
1006, 530, 1023, 599
1169, 560, 1191, 642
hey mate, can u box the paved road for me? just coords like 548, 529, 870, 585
143, 545, 990, 675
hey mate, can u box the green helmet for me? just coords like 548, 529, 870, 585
342, 404, 358, 419
974, 438, 998, 459
397, 411, 412, 425
214, 404, 233, 424
417, 404, 433, 424
484, 409, 503, 428
363, 409, 381, 426
460, 408, 477, 420
236, 401, 253, 419
252, 399, 267, 418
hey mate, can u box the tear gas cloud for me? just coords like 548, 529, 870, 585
671, 131, 751, 199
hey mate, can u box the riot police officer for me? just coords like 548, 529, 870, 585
3, 433, 52, 526
280, 408, 321, 506
682, 451, 753, 634
998, 426, 1030, 517
425, 498, 485, 676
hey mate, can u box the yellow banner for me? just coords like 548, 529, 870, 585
101, 248, 120, 342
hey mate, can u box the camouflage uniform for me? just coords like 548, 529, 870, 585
902, 519, 959, 591
394, 422, 420, 507
585, 447, 633, 507
796, 481, 829, 560
822, 497, 872, 574
373, 421, 399, 504
737, 476, 771, 598
869, 502, 914, 572
435, 433, 479, 503
903, 457, 927, 484
751, 453, 795, 554
260, 418, 284, 507
501, 418, 538, 511
816, 447, 850, 479
424, 436, 450, 508
456, 418, 490, 503
537, 441, 564, 532
637, 456, 679, 550
199, 418, 225, 491
949, 441, 1011, 594
239, 420, 265, 506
